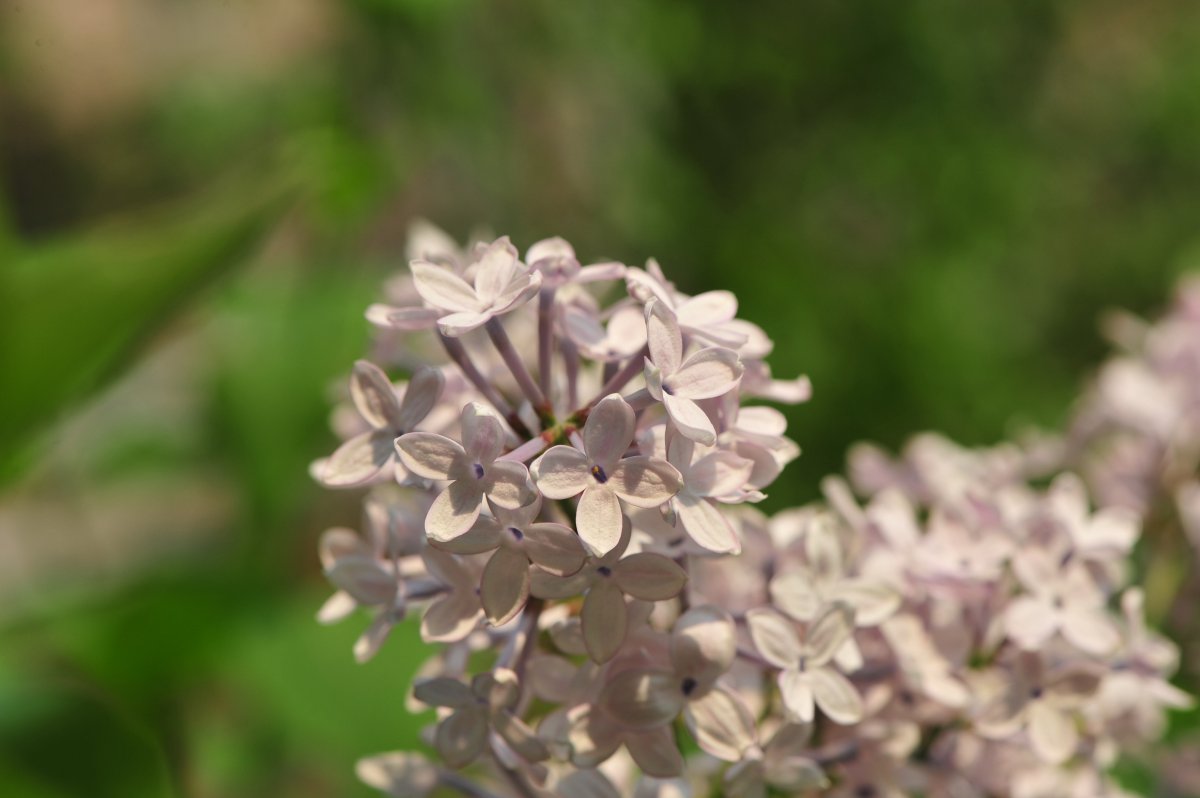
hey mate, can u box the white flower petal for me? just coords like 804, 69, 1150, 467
670, 605, 737, 689
1004, 596, 1060, 650
420, 591, 481, 643
425, 480, 484, 540
684, 687, 756, 762
778, 669, 815, 722
745, 608, 802, 668
354, 613, 396, 663
437, 310, 492, 336
461, 403, 505, 464
321, 431, 394, 488
769, 571, 821, 622
531, 446, 590, 499
676, 493, 741, 553
316, 590, 357, 624
598, 669, 685, 729
522, 523, 587, 576
413, 677, 475, 708
663, 393, 716, 445
677, 290, 737, 328
584, 394, 637, 469
326, 556, 396, 606
809, 667, 863, 725
364, 303, 441, 331
625, 725, 684, 778
582, 579, 628, 663
826, 578, 901, 627
351, 360, 404, 430
396, 432, 465, 481
1060, 606, 1120, 655
355, 752, 438, 797
411, 261, 480, 312
484, 461, 534, 509
687, 451, 755, 497
612, 552, 687, 601
1027, 701, 1077, 764
645, 299, 683, 376
480, 547, 531, 626
576, 487, 624, 557
494, 712, 550, 762
395, 366, 444, 431
430, 516, 502, 553
608, 456, 683, 508
473, 239, 521, 304
804, 603, 855, 666
668, 347, 743, 400
435, 708, 487, 769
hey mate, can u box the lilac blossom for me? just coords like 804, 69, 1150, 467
311, 224, 1191, 798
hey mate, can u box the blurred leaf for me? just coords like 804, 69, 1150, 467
0, 181, 290, 481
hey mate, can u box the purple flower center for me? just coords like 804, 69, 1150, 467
681, 677, 698, 696
597, 565, 612, 577
508, 527, 524, 541
661, 382, 675, 395
472, 463, 485, 479
590, 464, 609, 484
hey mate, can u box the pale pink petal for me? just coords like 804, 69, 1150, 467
396, 432, 466, 481
723, 759, 766, 798
430, 516, 502, 553
437, 310, 492, 337
522, 523, 587, 576
484, 461, 534, 509
1027, 702, 1077, 764
1083, 507, 1139, 553
326, 557, 396, 606
562, 304, 607, 352
567, 706, 623, 769
582, 579, 628, 663
317, 590, 357, 624
805, 604, 855, 666
413, 677, 475, 708
529, 569, 591, 600
461, 403, 505, 464
676, 493, 741, 553
745, 608, 803, 668
584, 394, 637, 469
531, 446, 590, 499
688, 451, 755, 497
1045, 664, 1104, 702
809, 667, 863, 725
578, 261, 627, 283
625, 725, 684, 778
480, 547, 531, 626
736, 406, 788, 436
395, 366, 444, 431
612, 552, 687, 601
608, 456, 683, 507
364, 303, 441, 330
425, 480, 484, 540
435, 708, 488, 768
604, 304, 647, 355
684, 687, 756, 762
778, 669, 815, 722
321, 431, 394, 488
319, 527, 369, 568
490, 271, 542, 314
803, 514, 844, 578
355, 752, 438, 797
576, 487, 624, 556
764, 756, 827, 792
645, 298, 683, 375
494, 712, 550, 762
668, 347, 743, 400
1004, 596, 1060, 650
676, 290, 738, 328
598, 669, 685, 728
421, 591, 481, 643
350, 360, 404, 429
354, 613, 396, 663
526, 655, 578, 703
827, 579, 901, 627
663, 393, 716, 445
411, 261, 480, 313
555, 769, 622, 798
421, 546, 472, 589
670, 605, 737, 690
769, 572, 821, 622
1060, 606, 1120, 655
473, 239, 521, 304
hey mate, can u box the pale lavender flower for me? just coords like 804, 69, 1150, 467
410, 237, 542, 336
318, 362, 444, 488
396, 402, 533, 539
531, 394, 682, 555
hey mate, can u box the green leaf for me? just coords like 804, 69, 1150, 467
0, 181, 290, 481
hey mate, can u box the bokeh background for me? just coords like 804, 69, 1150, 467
2, 1, 1199, 796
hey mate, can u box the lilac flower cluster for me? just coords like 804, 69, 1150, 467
313, 224, 1190, 797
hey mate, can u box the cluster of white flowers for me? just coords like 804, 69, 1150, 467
313, 224, 1191, 797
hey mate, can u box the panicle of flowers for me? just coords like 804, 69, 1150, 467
315, 222, 1191, 798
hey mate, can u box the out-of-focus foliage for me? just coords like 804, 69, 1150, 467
0, 0, 1198, 795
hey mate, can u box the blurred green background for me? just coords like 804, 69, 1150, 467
1, 1, 1199, 795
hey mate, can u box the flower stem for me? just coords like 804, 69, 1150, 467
485, 318, 552, 425
438, 332, 532, 438
537, 288, 556, 398
582, 345, 648, 411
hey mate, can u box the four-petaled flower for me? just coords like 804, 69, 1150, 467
643, 299, 744, 445
411, 237, 542, 336
396, 403, 533, 540
531, 393, 682, 555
